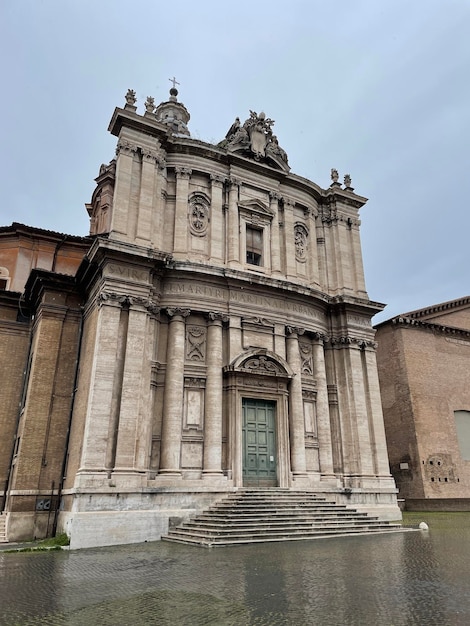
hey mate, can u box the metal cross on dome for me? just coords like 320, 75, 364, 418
169, 76, 180, 89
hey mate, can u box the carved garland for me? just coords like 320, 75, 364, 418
186, 325, 207, 361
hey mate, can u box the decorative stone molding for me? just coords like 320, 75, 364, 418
186, 325, 207, 361
124, 89, 136, 108
207, 311, 229, 323
175, 166, 192, 179
242, 355, 284, 374
327, 384, 339, 405
311, 331, 328, 343
286, 325, 305, 337
98, 292, 160, 316
144, 96, 155, 114
228, 176, 242, 188
210, 173, 226, 186
302, 389, 317, 400
242, 377, 281, 390
141, 146, 166, 167
283, 197, 296, 209
299, 341, 313, 375
166, 307, 191, 318
328, 335, 377, 350
184, 377, 206, 388
294, 223, 309, 262
116, 140, 139, 156
188, 193, 210, 237
269, 190, 282, 201
98, 291, 128, 307
242, 316, 274, 327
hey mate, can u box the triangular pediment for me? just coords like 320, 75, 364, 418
238, 199, 272, 216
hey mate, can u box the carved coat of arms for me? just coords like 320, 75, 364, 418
220, 110, 289, 171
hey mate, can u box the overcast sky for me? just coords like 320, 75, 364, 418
1, 0, 469, 323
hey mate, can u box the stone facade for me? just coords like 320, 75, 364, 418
375, 297, 470, 510
0, 88, 400, 548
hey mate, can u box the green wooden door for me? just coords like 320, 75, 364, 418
242, 399, 277, 487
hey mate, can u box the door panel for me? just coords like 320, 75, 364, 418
242, 399, 277, 487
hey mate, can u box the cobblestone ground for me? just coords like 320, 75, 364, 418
1, 516, 470, 625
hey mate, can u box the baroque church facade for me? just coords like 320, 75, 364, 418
0, 87, 400, 548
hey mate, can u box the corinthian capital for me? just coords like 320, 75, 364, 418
116, 140, 139, 156
166, 307, 191, 319
286, 325, 305, 337
210, 174, 226, 186
207, 311, 229, 323
228, 176, 242, 188
175, 166, 192, 179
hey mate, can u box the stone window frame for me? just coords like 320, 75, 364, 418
0, 266, 10, 290
239, 204, 273, 273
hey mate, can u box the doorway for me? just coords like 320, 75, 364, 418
242, 398, 277, 487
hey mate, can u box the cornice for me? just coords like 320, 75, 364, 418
404, 296, 470, 320
389, 315, 470, 339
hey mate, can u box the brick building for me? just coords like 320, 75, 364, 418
0, 88, 399, 547
375, 297, 470, 510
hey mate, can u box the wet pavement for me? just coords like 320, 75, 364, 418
1, 513, 470, 625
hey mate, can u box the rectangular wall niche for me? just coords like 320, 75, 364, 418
454, 410, 470, 460
184, 381, 205, 431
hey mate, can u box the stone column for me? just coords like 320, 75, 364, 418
203, 312, 227, 475
112, 139, 139, 237
283, 197, 297, 279
269, 191, 282, 275
286, 326, 307, 475
210, 175, 225, 263
312, 334, 335, 478
173, 167, 192, 256
227, 177, 241, 267
159, 308, 190, 474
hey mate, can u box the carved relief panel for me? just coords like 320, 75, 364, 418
186, 325, 207, 362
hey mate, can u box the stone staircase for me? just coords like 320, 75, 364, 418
162, 489, 407, 547
0, 514, 7, 543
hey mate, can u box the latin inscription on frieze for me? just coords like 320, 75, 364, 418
107, 263, 148, 282
163, 281, 323, 321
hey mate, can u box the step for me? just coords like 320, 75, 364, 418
161, 490, 406, 547
164, 526, 407, 547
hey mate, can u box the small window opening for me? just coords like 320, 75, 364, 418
246, 226, 263, 266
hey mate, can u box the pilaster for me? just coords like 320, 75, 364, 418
79, 294, 124, 472
362, 342, 393, 477
227, 177, 241, 267
112, 139, 139, 238
173, 167, 192, 257
209, 175, 225, 263
113, 298, 155, 472
283, 197, 297, 279
269, 191, 282, 275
